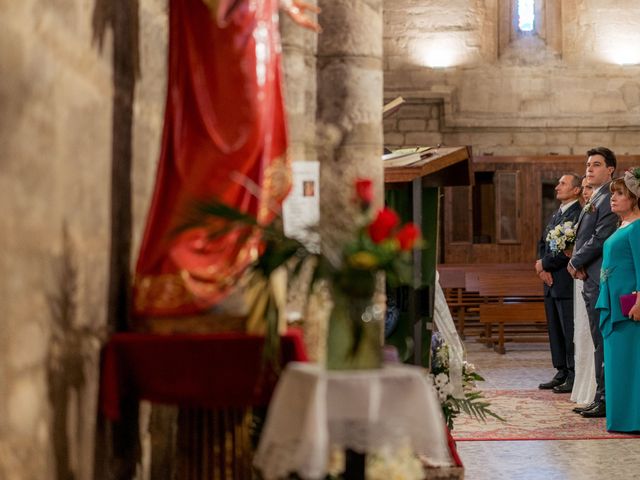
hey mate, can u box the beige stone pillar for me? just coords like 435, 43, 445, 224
280, 5, 324, 360
312, 0, 384, 364
317, 0, 384, 255
280, 4, 319, 163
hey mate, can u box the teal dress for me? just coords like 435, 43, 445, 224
596, 219, 640, 432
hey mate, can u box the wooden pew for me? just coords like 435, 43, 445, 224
439, 267, 481, 338
438, 263, 532, 339
476, 272, 546, 354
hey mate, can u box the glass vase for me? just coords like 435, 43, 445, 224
326, 290, 383, 370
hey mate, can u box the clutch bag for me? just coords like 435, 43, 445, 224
619, 292, 637, 316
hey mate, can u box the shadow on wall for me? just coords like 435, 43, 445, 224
92, 0, 140, 333
46, 225, 107, 480
48, 1, 143, 478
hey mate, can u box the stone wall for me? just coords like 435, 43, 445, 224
0, 1, 113, 478
383, 0, 640, 156
0, 1, 166, 479
0, 0, 324, 477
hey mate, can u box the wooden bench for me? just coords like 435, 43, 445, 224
438, 263, 532, 339
439, 268, 481, 338
476, 272, 546, 354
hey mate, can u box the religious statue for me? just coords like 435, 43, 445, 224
133, 0, 319, 323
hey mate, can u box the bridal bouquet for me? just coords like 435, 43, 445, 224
546, 221, 577, 255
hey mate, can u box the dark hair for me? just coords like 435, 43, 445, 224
587, 147, 617, 173
610, 178, 640, 209
565, 173, 582, 189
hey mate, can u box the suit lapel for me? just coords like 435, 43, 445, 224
576, 182, 610, 231
576, 211, 585, 229
562, 201, 581, 221
590, 183, 609, 206
556, 201, 579, 225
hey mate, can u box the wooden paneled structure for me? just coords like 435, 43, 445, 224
442, 155, 640, 264
384, 146, 473, 366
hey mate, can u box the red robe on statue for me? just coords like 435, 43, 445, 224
134, 0, 290, 318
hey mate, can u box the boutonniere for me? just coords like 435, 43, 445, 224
583, 201, 595, 214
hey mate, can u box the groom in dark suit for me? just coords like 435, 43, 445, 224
536, 174, 582, 393
568, 147, 618, 418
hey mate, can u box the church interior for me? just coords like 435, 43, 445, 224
2, 0, 640, 479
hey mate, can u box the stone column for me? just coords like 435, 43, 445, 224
280, 5, 324, 360
280, 3, 319, 163
317, 0, 384, 255
313, 0, 384, 365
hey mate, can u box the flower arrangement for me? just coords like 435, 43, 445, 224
546, 221, 577, 255
430, 333, 503, 430
174, 178, 421, 367
321, 179, 421, 369
329, 179, 420, 297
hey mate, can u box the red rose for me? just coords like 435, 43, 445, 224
395, 223, 420, 250
355, 178, 374, 206
368, 207, 399, 243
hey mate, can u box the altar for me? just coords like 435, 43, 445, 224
254, 362, 460, 479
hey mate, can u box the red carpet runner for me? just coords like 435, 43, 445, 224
452, 389, 640, 441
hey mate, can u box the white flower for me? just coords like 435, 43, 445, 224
464, 361, 475, 374
366, 441, 425, 480
546, 220, 576, 254
442, 382, 454, 396
437, 388, 449, 402
434, 372, 449, 388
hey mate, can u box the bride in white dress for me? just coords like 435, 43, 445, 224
571, 278, 597, 404
571, 180, 597, 404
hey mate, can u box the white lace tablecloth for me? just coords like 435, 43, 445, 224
253, 362, 454, 479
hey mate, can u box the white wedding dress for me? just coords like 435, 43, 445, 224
570, 279, 597, 404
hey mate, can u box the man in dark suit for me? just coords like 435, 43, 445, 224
568, 147, 618, 418
536, 174, 582, 393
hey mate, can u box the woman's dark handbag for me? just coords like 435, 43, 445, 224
619, 292, 638, 317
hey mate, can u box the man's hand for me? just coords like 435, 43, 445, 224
575, 269, 587, 280
535, 259, 543, 275
539, 271, 553, 287
567, 263, 577, 278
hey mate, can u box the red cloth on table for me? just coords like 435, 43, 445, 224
100, 330, 307, 420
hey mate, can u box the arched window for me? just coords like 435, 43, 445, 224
498, 0, 562, 58
517, 0, 535, 32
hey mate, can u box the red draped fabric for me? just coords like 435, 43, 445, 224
134, 0, 290, 317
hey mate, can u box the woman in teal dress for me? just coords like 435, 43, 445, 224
596, 171, 640, 432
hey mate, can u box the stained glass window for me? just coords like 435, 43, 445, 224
518, 0, 535, 32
